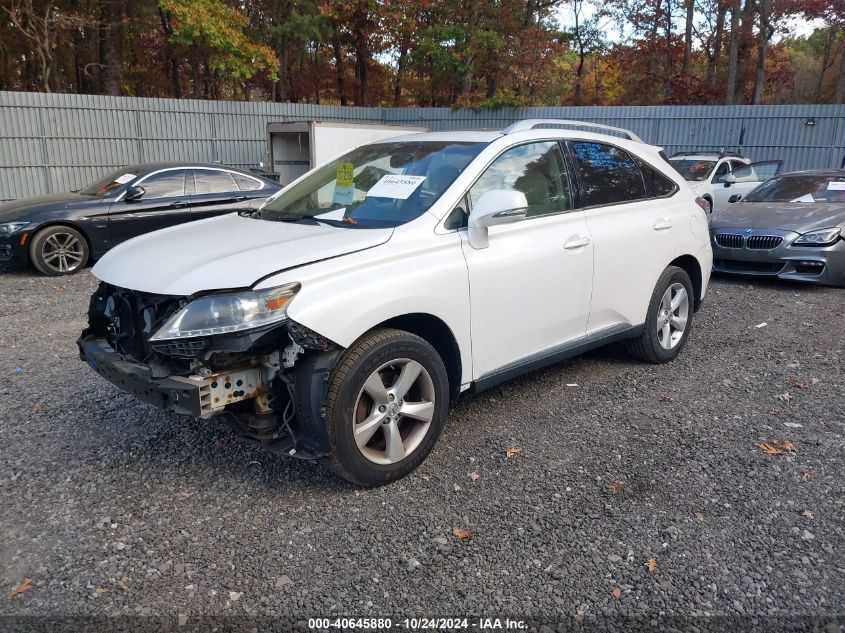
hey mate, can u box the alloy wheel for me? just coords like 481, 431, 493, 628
352, 358, 436, 465
656, 282, 689, 350
41, 232, 85, 273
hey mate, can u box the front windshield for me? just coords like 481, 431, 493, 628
261, 141, 487, 228
743, 175, 845, 203
79, 168, 139, 197
669, 159, 717, 182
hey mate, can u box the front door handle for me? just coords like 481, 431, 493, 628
233, 196, 248, 202
564, 236, 591, 250
653, 218, 673, 231
169, 200, 188, 209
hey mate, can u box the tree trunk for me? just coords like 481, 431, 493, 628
99, 0, 123, 95
725, 2, 740, 104
158, 8, 181, 98
682, 0, 694, 75
664, 0, 672, 98
836, 43, 845, 103
394, 46, 406, 106
707, 1, 727, 85
331, 30, 348, 106
751, 0, 771, 104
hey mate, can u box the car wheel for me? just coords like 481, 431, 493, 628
323, 328, 449, 486
29, 225, 89, 276
627, 266, 694, 364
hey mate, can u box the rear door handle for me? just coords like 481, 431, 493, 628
653, 219, 673, 231
233, 196, 247, 202
169, 200, 188, 208
564, 236, 591, 250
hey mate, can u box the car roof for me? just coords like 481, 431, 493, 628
776, 169, 845, 177
124, 162, 271, 178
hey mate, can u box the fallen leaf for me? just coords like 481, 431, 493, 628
574, 614, 584, 625
56, 285, 66, 292
10, 578, 32, 597
505, 447, 521, 459
611, 587, 622, 598
719, 428, 729, 436
694, 512, 705, 523
31, 405, 43, 414
775, 392, 792, 403
660, 395, 674, 403
787, 379, 806, 389
94, 587, 108, 596
756, 439, 796, 456
802, 510, 814, 519
644, 558, 658, 572
810, 377, 821, 385
468, 471, 480, 481
799, 468, 813, 481
787, 360, 800, 368
117, 580, 129, 591
452, 528, 473, 539
608, 482, 624, 492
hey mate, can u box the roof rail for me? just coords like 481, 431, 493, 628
501, 119, 644, 143
670, 149, 743, 159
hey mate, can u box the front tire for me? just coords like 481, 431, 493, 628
627, 266, 694, 364
29, 225, 89, 276
323, 328, 449, 486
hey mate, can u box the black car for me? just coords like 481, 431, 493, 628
0, 162, 281, 275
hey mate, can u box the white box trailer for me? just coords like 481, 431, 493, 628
266, 121, 429, 185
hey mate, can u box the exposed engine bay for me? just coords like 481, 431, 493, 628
78, 283, 342, 459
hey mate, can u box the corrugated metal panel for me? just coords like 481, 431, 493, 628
1, 91, 843, 200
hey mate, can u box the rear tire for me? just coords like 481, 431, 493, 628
29, 225, 89, 276
323, 328, 449, 486
627, 266, 694, 364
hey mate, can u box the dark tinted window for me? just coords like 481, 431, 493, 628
139, 170, 186, 198
233, 173, 263, 191
194, 169, 238, 194
570, 142, 646, 206
470, 141, 572, 217
640, 161, 678, 197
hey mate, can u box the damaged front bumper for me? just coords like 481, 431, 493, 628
78, 336, 274, 418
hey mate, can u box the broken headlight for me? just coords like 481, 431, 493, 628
149, 283, 300, 341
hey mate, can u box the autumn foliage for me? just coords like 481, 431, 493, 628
0, 0, 842, 105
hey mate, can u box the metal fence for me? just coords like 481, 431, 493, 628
1, 90, 843, 201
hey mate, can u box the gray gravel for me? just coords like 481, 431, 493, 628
1, 267, 843, 629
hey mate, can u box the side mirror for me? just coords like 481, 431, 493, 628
125, 186, 145, 202
728, 194, 742, 203
723, 174, 736, 187
467, 190, 528, 249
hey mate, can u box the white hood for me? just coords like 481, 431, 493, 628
92, 213, 393, 295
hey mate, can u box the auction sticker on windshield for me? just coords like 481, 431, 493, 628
366, 174, 426, 199
333, 162, 355, 205
827, 181, 845, 190
115, 173, 136, 184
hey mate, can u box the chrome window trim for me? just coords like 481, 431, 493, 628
115, 166, 263, 201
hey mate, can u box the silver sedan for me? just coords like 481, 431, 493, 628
709, 169, 845, 288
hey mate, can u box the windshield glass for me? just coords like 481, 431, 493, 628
79, 169, 139, 196
744, 175, 845, 203
669, 159, 717, 181
261, 141, 487, 228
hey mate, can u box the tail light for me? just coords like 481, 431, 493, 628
695, 197, 711, 213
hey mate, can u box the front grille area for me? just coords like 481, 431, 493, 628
715, 259, 785, 274
715, 233, 744, 248
102, 287, 181, 361
150, 338, 210, 358
746, 235, 783, 250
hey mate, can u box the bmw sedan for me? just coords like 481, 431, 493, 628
710, 169, 845, 287
0, 163, 280, 276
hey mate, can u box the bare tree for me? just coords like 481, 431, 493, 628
751, 0, 772, 104
724, 0, 740, 104
3, 0, 58, 92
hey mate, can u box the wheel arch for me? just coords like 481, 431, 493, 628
376, 313, 463, 401
669, 254, 703, 311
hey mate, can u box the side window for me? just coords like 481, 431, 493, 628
444, 195, 469, 230
233, 173, 263, 191
640, 161, 678, 197
138, 170, 187, 199
193, 169, 238, 194
712, 161, 731, 183
469, 142, 572, 218
569, 141, 646, 206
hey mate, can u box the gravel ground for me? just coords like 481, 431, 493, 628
0, 266, 843, 631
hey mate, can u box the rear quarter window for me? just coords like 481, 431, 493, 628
569, 141, 646, 206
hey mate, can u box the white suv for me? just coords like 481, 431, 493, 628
79, 120, 713, 485
669, 151, 783, 213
